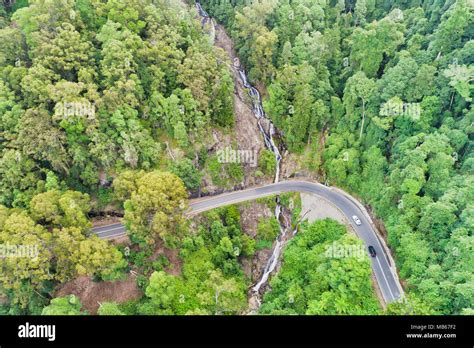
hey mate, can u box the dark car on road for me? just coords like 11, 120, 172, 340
368, 246, 377, 257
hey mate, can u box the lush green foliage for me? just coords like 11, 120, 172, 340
0, 0, 235, 207
1, 0, 472, 316
259, 219, 381, 315
42, 295, 85, 315
114, 170, 188, 247
170, 158, 203, 191
201, 0, 473, 315
258, 149, 277, 177
97, 301, 125, 315
256, 216, 280, 243
136, 206, 252, 315
0, 190, 126, 313
206, 155, 244, 188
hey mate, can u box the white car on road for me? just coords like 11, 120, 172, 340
352, 215, 362, 225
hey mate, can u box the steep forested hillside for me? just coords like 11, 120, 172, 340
199, 0, 473, 314
0, 0, 234, 208
260, 219, 381, 315
0, 0, 238, 314
0, 0, 472, 316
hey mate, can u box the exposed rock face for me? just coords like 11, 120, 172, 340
238, 201, 274, 281
258, 117, 272, 136
200, 173, 227, 196
252, 248, 273, 282
214, 23, 266, 185
193, 21, 281, 196
239, 201, 273, 238
279, 152, 299, 179
247, 294, 261, 314
240, 257, 252, 280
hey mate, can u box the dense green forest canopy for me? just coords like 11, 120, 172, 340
0, 0, 235, 208
0, 0, 472, 316
0, 0, 237, 314
199, 0, 473, 314
260, 219, 382, 315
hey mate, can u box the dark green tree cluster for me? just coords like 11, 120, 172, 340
127, 205, 252, 315
0, 0, 235, 208
259, 219, 381, 315
200, 0, 473, 314
183, 205, 256, 277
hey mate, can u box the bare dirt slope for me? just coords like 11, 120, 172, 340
56, 276, 142, 314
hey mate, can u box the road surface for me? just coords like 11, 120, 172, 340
92, 180, 403, 304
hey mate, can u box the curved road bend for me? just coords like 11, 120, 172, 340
92, 180, 403, 304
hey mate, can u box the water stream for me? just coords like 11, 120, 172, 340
196, 2, 293, 305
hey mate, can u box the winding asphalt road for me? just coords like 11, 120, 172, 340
91, 180, 403, 304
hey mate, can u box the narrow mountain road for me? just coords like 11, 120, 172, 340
92, 180, 403, 304
92, 2, 404, 307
